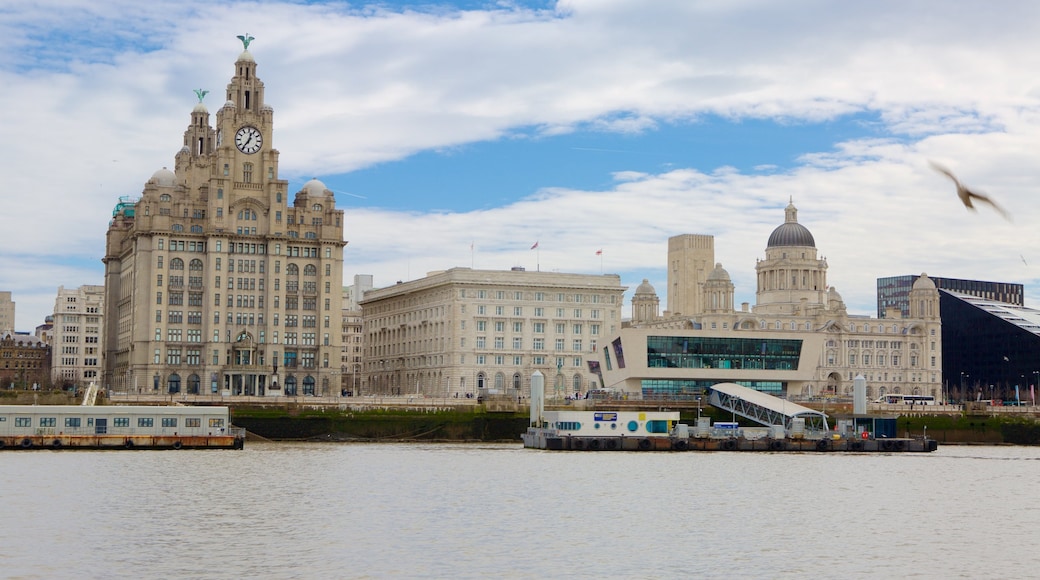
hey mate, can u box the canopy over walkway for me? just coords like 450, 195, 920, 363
708, 382, 829, 431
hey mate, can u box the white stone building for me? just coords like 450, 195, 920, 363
360, 267, 625, 398
51, 285, 104, 388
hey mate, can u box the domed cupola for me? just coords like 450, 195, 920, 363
630, 278, 660, 324
706, 263, 731, 282
766, 199, 816, 248
703, 263, 734, 313
634, 278, 657, 296
150, 167, 176, 187
753, 199, 828, 315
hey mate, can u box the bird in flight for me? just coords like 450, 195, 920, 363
929, 161, 1011, 221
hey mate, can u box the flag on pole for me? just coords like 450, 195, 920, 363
595, 249, 602, 256
530, 241, 539, 250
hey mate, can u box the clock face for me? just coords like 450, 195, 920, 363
235, 126, 263, 154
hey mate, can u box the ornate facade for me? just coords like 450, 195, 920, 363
102, 39, 345, 396
612, 201, 943, 400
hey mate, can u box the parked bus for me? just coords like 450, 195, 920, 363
873, 394, 936, 405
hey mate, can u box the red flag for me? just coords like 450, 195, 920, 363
595, 249, 602, 256
530, 241, 539, 250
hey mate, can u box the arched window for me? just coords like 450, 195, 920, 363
494, 372, 504, 390
512, 373, 522, 390
189, 259, 203, 271
190, 225, 203, 233
160, 194, 171, 202
285, 375, 297, 395
572, 374, 582, 392
304, 265, 317, 276
172, 224, 184, 232
313, 204, 323, 212
476, 373, 486, 390
167, 373, 181, 394
287, 264, 299, 276
303, 375, 316, 396
170, 258, 184, 270
188, 374, 200, 394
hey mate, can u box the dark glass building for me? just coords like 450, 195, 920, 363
939, 291, 1040, 404
878, 275, 1023, 318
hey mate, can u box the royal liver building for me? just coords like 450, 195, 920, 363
103, 38, 345, 396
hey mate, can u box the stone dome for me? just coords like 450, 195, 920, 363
150, 167, 176, 187
913, 273, 936, 290
192, 102, 208, 114
634, 279, 656, 295
706, 263, 731, 281
237, 49, 255, 63
301, 178, 332, 197
766, 200, 815, 248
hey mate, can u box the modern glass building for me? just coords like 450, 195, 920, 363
878, 275, 1023, 318
600, 329, 822, 398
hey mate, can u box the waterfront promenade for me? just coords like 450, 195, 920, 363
104, 391, 1040, 418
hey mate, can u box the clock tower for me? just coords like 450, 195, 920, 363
103, 37, 346, 398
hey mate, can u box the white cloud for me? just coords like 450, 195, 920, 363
4, 0, 1040, 327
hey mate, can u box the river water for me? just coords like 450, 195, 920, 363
2, 443, 1037, 579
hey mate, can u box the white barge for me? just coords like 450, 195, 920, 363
0, 405, 245, 450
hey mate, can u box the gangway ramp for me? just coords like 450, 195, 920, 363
708, 382, 829, 431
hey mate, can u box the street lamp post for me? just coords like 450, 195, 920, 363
959, 372, 968, 404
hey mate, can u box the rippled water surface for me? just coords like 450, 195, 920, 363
2, 443, 1038, 579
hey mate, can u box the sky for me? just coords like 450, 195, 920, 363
3, 0, 1040, 330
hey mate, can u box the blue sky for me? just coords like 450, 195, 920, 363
2, 0, 1040, 329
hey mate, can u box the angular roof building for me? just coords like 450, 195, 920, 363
939, 291, 1040, 404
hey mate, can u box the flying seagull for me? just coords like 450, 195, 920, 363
929, 160, 1011, 221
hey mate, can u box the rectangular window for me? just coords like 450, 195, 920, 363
65, 417, 82, 428
185, 418, 201, 428
138, 418, 154, 428
15, 417, 31, 427
513, 306, 523, 316
114, 417, 130, 428
162, 418, 178, 428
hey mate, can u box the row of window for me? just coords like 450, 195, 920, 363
150, 348, 328, 368
155, 239, 336, 259
11, 416, 224, 428
460, 290, 613, 304
463, 354, 584, 368
470, 306, 604, 319
469, 337, 597, 352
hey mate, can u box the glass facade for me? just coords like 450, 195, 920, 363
646, 336, 802, 371
641, 378, 785, 397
